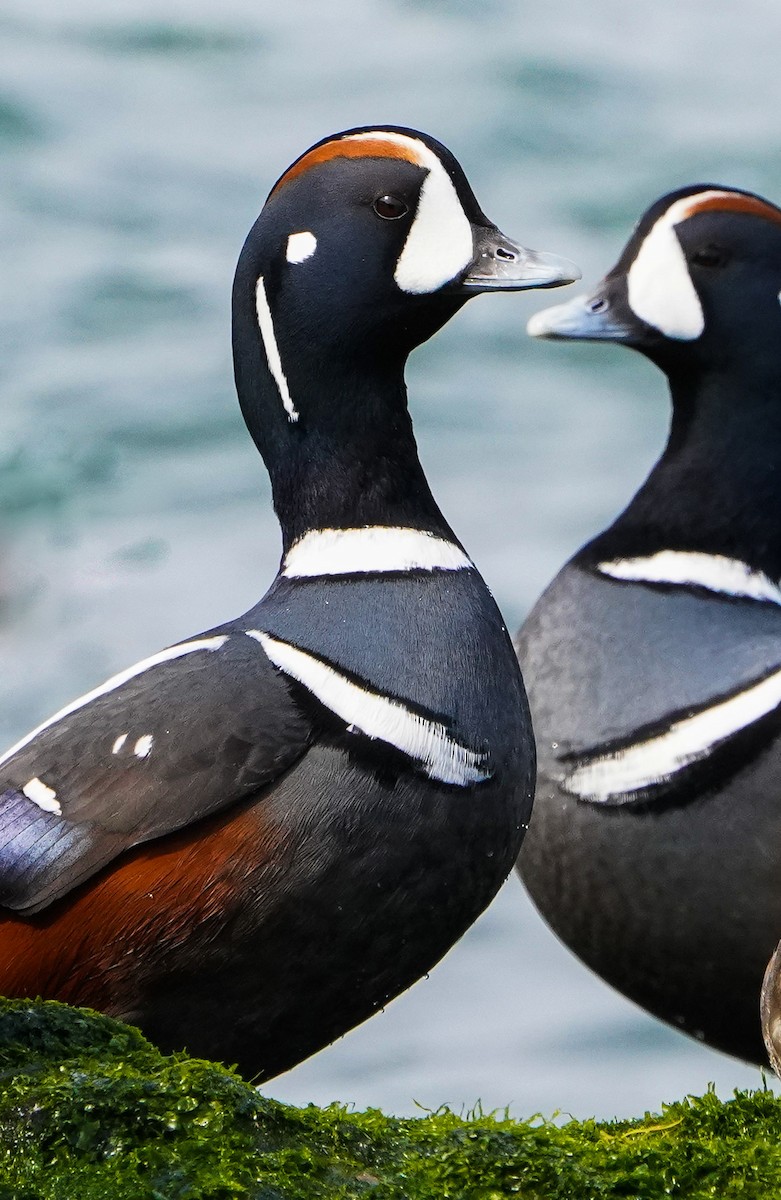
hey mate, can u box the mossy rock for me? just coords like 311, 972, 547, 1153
0, 997, 779, 1198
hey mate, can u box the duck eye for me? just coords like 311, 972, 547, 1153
691, 243, 730, 269
373, 194, 409, 220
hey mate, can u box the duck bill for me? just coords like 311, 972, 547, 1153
527, 288, 635, 341
456, 226, 581, 294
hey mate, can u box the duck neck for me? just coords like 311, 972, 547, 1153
591, 362, 781, 575
235, 330, 454, 553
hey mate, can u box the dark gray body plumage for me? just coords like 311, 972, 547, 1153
518, 560, 781, 1062
0, 564, 533, 1078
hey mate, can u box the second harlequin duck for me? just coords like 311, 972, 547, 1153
517, 185, 781, 1065
0, 126, 579, 1079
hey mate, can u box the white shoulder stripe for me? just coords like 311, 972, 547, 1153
282, 527, 473, 578
598, 551, 781, 605
255, 276, 299, 423
0, 636, 229, 770
564, 664, 781, 803
247, 629, 490, 787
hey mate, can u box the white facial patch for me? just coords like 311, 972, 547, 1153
286, 231, 317, 264
563, 664, 781, 804
345, 130, 473, 295
282, 527, 473, 578
134, 735, 154, 759
0, 636, 228, 771
627, 189, 742, 340
598, 551, 781, 605
247, 629, 490, 787
22, 777, 60, 816
255, 276, 299, 423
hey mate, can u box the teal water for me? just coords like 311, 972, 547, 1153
2, 0, 780, 1119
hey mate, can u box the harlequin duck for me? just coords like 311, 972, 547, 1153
0, 126, 579, 1080
517, 185, 781, 1065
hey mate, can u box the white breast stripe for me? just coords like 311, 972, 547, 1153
0, 636, 228, 771
22, 777, 60, 815
347, 131, 473, 296
286, 231, 317, 264
246, 629, 490, 787
255, 276, 299, 422
564, 665, 781, 803
283, 526, 473, 578
598, 551, 781, 605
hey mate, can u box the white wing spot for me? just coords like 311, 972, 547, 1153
255, 276, 299, 423
286, 231, 317, 264
246, 629, 491, 787
22, 777, 61, 816
134, 735, 154, 759
283, 526, 473, 577
112, 734, 128, 755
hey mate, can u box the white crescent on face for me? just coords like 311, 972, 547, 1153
343, 130, 474, 296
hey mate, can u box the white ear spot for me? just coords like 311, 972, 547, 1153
286, 231, 317, 264
112, 734, 128, 755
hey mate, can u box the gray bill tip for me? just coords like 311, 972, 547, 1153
460, 229, 581, 293
527, 292, 634, 340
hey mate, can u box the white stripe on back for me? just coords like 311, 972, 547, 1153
0, 636, 229, 770
598, 551, 781, 605
255, 276, 299, 423
247, 629, 490, 787
564, 664, 781, 803
283, 526, 473, 577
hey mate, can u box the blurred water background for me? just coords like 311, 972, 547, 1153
2, 0, 781, 1121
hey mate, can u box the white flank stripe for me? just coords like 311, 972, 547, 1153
22, 777, 60, 815
134, 734, 154, 759
344, 131, 473, 296
0, 636, 228, 770
598, 551, 781, 605
564, 665, 781, 803
283, 526, 473, 577
255, 276, 299, 422
246, 629, 490, 787
286, 231, 317, 264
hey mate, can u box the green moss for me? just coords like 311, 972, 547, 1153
0, 997, 778, 1198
